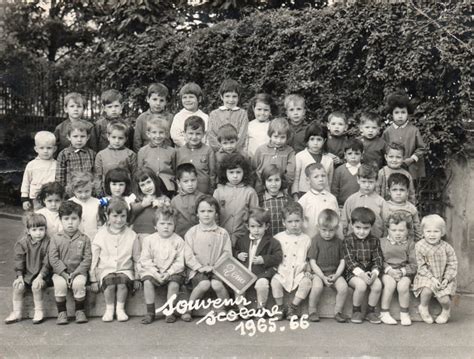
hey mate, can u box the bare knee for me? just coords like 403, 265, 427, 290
198, 280, 211, 292
255, 278, 269, 291
370, 278, 382, 293
437, 295, 450, 306
211, 279, 225, 291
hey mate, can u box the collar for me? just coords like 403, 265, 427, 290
217, 148, 237, 155
198, 223, 218, 232
178, 189, 198, 196
264, 191, 285, 200
68, 146, 86, 153
219, 106, 240, 111
225, 182, 245, 188
62, 230, 81, 240
249, 234, 262, 242
28, 235, 43, 245
107, 145, 126, 150
266, 143, 286, 151
290, 120, 306, 129
393, 121, 409, 129
328, 134, 346, 140
35, 156, 54, 161
309, 188, 327, 196
357, 191, 376, 197
149, 142, 167, 149
106, 225, 127, 235
346, 163, 361, 173
186, 142, 203, 150
387, 235, 407, 246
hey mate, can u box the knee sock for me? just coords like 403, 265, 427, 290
56, 299, 67, 313
116, 302, 126, 312
400, 306, 409, 313
367, 305, 376, 313
353, 305, 361, 313
75, 298, 85, 312
147, 304, 155, 315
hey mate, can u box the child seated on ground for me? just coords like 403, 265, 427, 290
234, 207, 283, 311
139, 206, 185, 324
133, 83, 173, 152
21, 131, 57, 211
36, 182, 64, 238
382, 92, 426, 180
54, 92, 97, 153
90, 198, 141, 322
253, 117, 296, 193
208, 79, 248, 152
377, 142, 416, 205
298, 163, 339, 239
95, 120, 137, 190
182, 195, 233, 322
5, 213, 51, 325
171, 163, 203, 238
55, 120, 96, 189
381, 173, 422, 241
49, 201, 91, 325
326, 112, 348, 168
215, 124, 248, 171
379, 212, 417, 326
137, 116, 176, 196
284, 94, 308, 154
343, 207, 383, 324
271, 202, 312, 320
308, 209, 348, 323
292, 122, 333, 199
341, 164, 385, 239
358, 112, 385, 170
413, 214, 457, 324
246, 93, 276, 157
170, 82, 209, 147
176, 116, 216, 194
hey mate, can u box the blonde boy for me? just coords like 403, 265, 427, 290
21, 131, 57, 210
284, 94, 308, 153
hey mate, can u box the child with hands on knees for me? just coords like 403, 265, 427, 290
253, 117, 296, 193
21, 131, 57, 211
139, 206, 185, 324
343, 207, 383, 324
284, 94, 308, 154
5, 213, 51, 325
326, 112, 349, 168
258, 164, 293, 237
48, 201, 91, 325
36, 182, 64, 238
213, 153, 259, 246
170, 82, 209, 147
234, 207, 283, 311
271, 202, 312, 321
90, 198, 141, 322
130, 167, 170, 242
292, 122, 333, 199
379, 212, 417, 326
308, 209, 348, 323
246, 93, 277, 157
358, 112, 385, 170
413, 215, 457, 324
182, 195, 233, 322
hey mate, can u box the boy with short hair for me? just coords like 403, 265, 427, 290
253, 117, 296, 193
331, 138, 363, 206
48, 201, 92, 325
54, 92, 97, 153
382, 92, 426, 179
137, 116, 177, 194
284, 94, 308, 153
341, 164, 385, 239
381, 173, 422, 241
95, 120, 137, 190
207, 79, 248, 152
170, 82, 209, 147
21, 131, 57, 210
171, 163, 203, 238
358, 112, 386, 170
377, 142, 416, 204
93, 89, 133, 151
343, 207, 383, 324
55, 120, 96, 189
298, 163, 339, 239
176, 116, 216, 194
215, 124, 247, 168
326, 112, 349, 167
308, 209, 348, 323
133, 83, 173, 152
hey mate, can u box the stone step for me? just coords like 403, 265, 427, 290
0, 286, 443, 322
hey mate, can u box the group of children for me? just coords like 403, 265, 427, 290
8, 79, 457, 327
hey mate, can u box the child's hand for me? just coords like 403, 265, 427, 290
32, 276, 45, 290
304, 272, 314, 279
22, 201, 32, 211
327, 274, 337, 283
237, 252, 248, 262
90, 282, 100, 293
441, 278, 449, 289
432, 277, 442, 289
358, 271, 371, 285
199, 266, 213, 273
323, 276, 332, 287
293, 193, 300, 201
13, 276, 25, 290
403, 158, 415, 167
388, 268, 400, 280
133, 280, 142, 291
333, 157, 343, 165
162, 272, 170, 281
252, 256, 264, 265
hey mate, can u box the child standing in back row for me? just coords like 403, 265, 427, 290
358, 112, 386, 170
246, 93, 277, 157
326, 112, 349, 168
285, 94, 309, 154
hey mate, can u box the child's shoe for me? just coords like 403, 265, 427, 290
274, 306, 286, 321
418, 305, 433, 324
116, 309, 129, 322
56, 311, 69, 325
286, 303, 299, 320
141, 314, 155, 325
400, 312, 412, 326
365, 312, 381, 324
75, 310, 88, 324
102, 309, 114, 322
32, 310, 44, 324
351, 311, 364, 324
165, 314, 177, 323
435, 308, 451, 324
335, 312, 348, 323
4, 312, 22, 324
181, 312, 192, 322
380, 311, 397, 325
308, 312, 320, 322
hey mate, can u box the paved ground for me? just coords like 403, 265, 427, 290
1, 216, 474, 357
